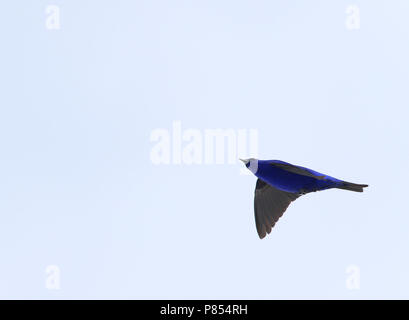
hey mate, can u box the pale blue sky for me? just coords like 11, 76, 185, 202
0, 0, 409, 299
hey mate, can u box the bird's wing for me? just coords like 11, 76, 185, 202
254, 179, 300, 239
270, 161, 326, 180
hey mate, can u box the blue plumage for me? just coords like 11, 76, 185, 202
240, 158, 368, 239
255, 160, 342, 193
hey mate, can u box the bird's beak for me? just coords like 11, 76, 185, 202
239, 158, 249, 165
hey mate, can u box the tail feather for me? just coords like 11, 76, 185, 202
338, 181, 369, 193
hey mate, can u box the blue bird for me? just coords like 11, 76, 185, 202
240, 159, 368, 239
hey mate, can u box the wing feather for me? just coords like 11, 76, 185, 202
254, 179, 300, 239
270, 161, 326, 180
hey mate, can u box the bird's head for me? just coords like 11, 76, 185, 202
240, 158, 258, 174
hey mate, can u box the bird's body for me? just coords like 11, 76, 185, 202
255, 160, 342, 194
241, 158, 368, 239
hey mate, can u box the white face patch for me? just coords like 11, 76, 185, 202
248, 159, 259, 174
240, 158, 259, 174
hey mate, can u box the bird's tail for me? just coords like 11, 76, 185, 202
337, 181, 368, 192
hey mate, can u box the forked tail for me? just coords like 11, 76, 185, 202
337, 181, 369, 192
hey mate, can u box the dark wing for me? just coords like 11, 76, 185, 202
254, 179, 300, 239
270, 162, 325, 180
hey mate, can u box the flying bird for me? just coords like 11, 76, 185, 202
240, 159, 368, 239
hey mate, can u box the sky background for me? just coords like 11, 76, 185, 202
0, 0, 409, 299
